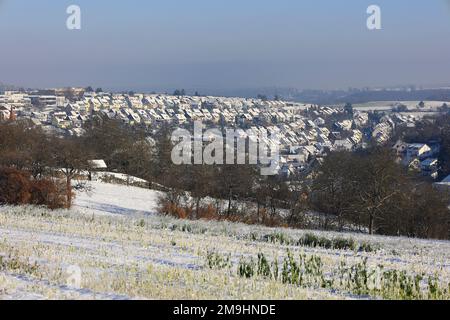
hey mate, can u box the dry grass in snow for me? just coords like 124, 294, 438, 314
0, 182, 449, 300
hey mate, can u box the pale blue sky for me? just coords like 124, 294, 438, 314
0, 0, 449, 91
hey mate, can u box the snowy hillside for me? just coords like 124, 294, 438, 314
0, 182, 449, 300
74, 181, 161, 217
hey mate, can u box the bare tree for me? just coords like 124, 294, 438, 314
310, 152, 359, 230
52, 137, 88, 208
355, 149, 407, 235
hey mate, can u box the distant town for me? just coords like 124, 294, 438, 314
0, 87, 449, 186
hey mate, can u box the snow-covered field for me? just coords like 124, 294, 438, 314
353, 100, 449, 112
0, 182, 449, 300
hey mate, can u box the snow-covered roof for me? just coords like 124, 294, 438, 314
441, 175, 450, 184
88, 160, 108, 169
420, 158, 438, 166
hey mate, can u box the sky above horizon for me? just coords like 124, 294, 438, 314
0, 0, 450, 92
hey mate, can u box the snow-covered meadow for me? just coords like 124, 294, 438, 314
0, 182, 449, 300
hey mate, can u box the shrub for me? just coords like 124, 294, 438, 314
238, 259, 255, 278
358, 241, 377, 253
197, 204, 218, 220
0, 167, 31, 205
332, 237, 356, 251
29, 178, 68, 209
263, 232, 292, 245
0, 252, 41, 277
297, 233, 321, 248
181, 224, 192, 233
237, 250, 450, 299
158, 201, 190, 219
297, 233, 375, 252
206, 251, 231, 270
137, 219, 145, 227
257, 253, 273, 278
0, 167, 67, 209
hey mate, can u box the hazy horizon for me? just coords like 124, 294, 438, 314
1, 0, 450, 92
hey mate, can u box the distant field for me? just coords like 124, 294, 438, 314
1, 182, 449, 300
352, 101, 449, 111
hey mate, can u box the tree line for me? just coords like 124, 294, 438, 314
1, 116, 449, 239
150, 123, 449, 239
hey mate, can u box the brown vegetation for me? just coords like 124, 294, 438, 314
0, 167, 67, 209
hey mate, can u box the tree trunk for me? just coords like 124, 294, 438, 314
195, 198, 200, 219
369, 214, 374, 235
227, 187, 232, 216
257, 201, 260, 222
215, 199, 221, 215
66, 176, 72, 208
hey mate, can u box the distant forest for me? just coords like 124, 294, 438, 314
165, 87, 450, 105
295, 89, 450, 105
209, 87, 450, 105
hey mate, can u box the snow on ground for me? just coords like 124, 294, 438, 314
1, 181, 449, 300
353, 100, 449, 111
74, 181, 161, 217
90, 171, 149, 185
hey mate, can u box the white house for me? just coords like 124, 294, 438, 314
434, 175, 450, 193
333, 139, 354, 151
407, 143, 432, 161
